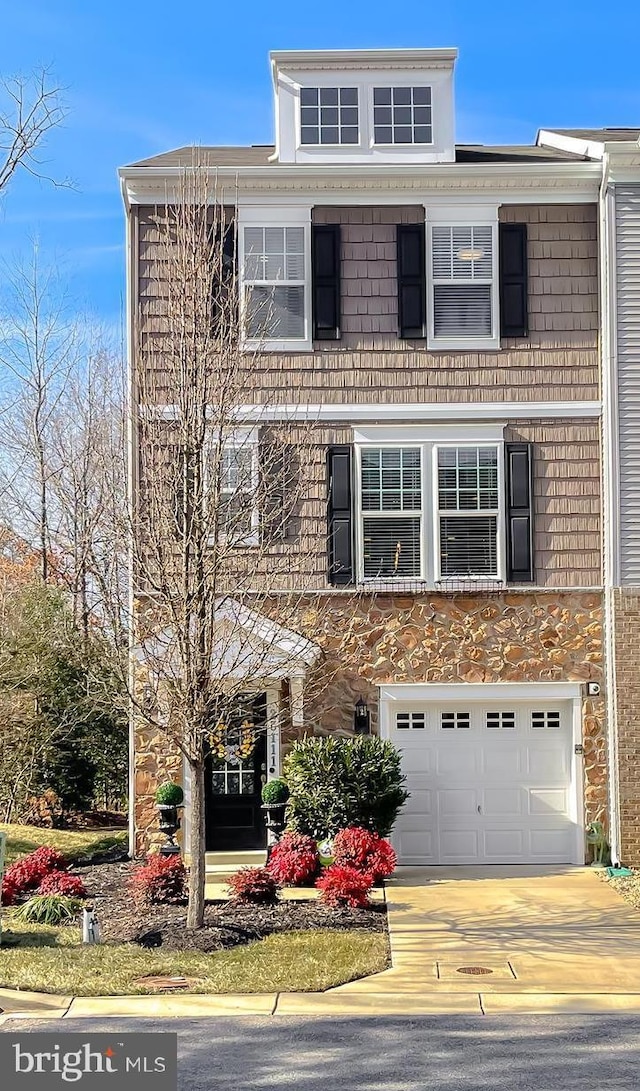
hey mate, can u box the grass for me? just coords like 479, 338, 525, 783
0, 914, 389, 996
0, 825, 127, 865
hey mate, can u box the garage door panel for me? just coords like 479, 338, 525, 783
528, 788, 568, 815
482, 748, 522, 776
482, 788, 522, 816
530, 827, 573, 858
389, 698, 577, 865
436, 748, 479, 776
440, 830, 479, 860
398, 830, 436, 860
526, 747, 568, 779
438, 789, 478, 816
483, 829, 525, 858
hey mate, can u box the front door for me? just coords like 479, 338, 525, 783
205, 695, 268, 852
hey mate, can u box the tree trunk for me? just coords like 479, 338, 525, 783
186, 759, 206, 929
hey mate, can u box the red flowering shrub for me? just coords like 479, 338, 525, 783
37, 872, 88, 899
267, 832, 319, 886
3, 845, 67, 897
130, 854, 187, 906
1, 876, 18, 906
227, 866, 279, 904
332, 827, 396, 883
315, 864, 373, 908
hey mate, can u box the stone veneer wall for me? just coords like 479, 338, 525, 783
132, 590, 606, 855
279, 591, 607, 832
612, 589, 640, 865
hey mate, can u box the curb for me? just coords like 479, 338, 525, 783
6, 989, 640, 1019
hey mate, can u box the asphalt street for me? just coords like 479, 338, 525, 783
4, 1016, 640, 1090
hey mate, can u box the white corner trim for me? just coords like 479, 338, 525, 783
379, 682, 583, 703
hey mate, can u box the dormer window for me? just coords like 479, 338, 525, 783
300, 87, 359, 146
373, 86, 432, 145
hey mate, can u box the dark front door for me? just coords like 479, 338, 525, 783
205, 696, 267, 852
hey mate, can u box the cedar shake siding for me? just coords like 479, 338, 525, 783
134, 202, 599, 406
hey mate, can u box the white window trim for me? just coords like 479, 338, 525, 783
355, 429, 505, 587
356, 443, 426, 582
426, 206, 500, 351
297, 85, 360, 149
368, 83, 435, 149
207, 425, 260, 548
432, 442, 505, 585
238, 206, 312, 353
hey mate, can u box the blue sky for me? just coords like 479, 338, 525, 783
0, 0, 638, 330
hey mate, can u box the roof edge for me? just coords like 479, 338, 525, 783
269, 47, 458, 68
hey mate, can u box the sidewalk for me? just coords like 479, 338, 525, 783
3, 867, 640, 1018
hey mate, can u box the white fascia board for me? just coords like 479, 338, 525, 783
354, 422, 505, 444
270, 48, 458, 69
119, 162, 602, 206
227, 401, 602, 424
379, 682, 583, 703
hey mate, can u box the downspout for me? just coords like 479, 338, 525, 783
122, 178, 137, 859
599, 158, 622, 865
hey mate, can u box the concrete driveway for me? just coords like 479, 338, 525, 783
280, 866, 640, 1015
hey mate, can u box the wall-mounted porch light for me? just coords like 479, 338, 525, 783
354, 697, 370, 735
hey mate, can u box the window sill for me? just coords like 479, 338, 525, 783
427, 336, 501, 352
207, 534, 260, 549
242, 339, 312, 354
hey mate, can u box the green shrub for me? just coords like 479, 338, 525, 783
283, 736, 409, 839
14, 894, 84, 925
154, 782, 184, 806
261, 778, 289, 805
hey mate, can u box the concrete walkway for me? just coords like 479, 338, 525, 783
3, 867, 640, 1018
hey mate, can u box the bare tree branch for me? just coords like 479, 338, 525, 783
0, 69, 70, 195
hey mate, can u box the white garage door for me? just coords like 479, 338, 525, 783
390, 701, 577, 865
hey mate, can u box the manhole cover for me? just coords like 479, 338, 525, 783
456, 966, 494, 976
135, 975, 199, 991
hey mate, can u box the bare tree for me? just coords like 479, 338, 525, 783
130, 163, 349, 928
0, 69, 68, 197
0, 246, 80, 581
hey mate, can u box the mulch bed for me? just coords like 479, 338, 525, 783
74, 860, 387, 953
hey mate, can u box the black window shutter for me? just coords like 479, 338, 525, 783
312, 224, 341, 340
327, 445, 353, 585
499, 223, 528, 338
505, 442, 534, 582
397, 224, 426, 339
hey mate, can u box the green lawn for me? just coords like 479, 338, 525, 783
0, 824, 127, 865
0, 914, 389, 995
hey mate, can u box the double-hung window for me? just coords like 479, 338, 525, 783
437, 446, 499, 578
360, 447, 422, 579
356, 436, 503, 585
428, 213, 499, 350
208, 429, 259, 546
242, 226, 307, 343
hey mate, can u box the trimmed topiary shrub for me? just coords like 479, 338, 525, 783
332, 827, 397, 883
261, 778, 290, 805
227, 866, 280, 904
267, 832, 319, 886
14, 894, 83, 925
315, 864, 373, 908
37, 872, 88, 899
130, 854, 187, 906
155, 782, 184, 806
283, 735, 409, 839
